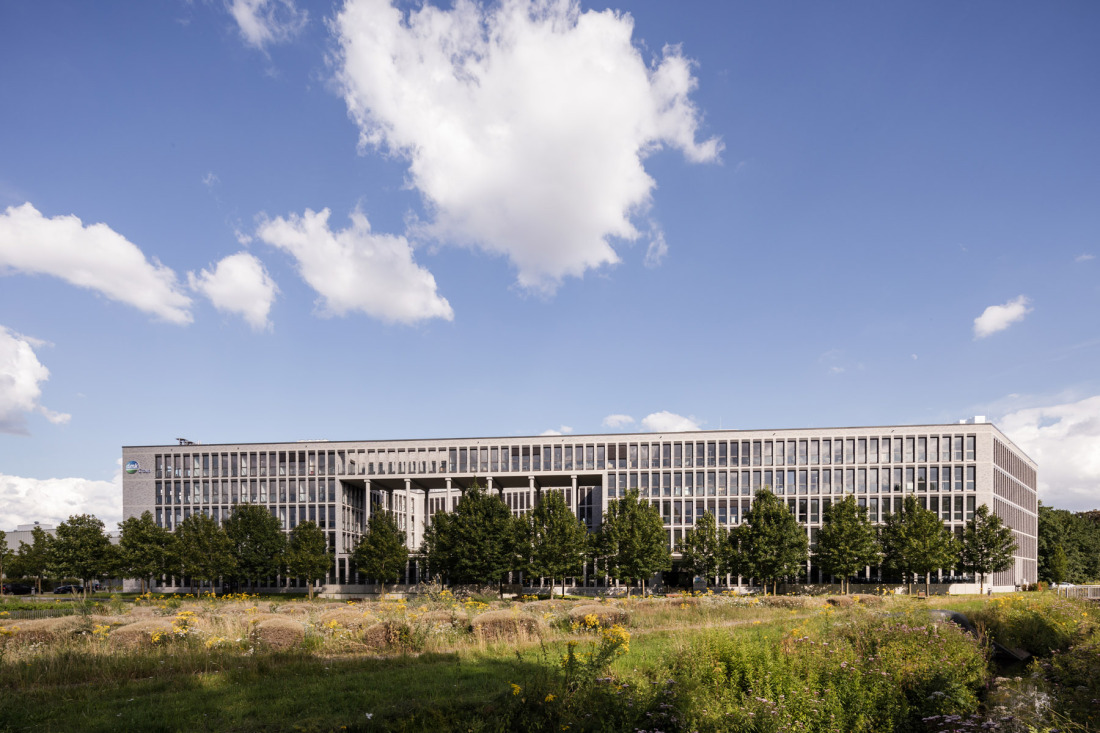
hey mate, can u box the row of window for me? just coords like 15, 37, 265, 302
650, 494, 979, 527
155, 504, 337, 532
148, 434, 984, 481
994, 439, 1037, 489
603, 466, 978, 497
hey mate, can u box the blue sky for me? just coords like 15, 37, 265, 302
1, 0, 1098, 527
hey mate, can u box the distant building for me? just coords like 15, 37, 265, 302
4, 522, 56, 548
122, 420, 1037, 592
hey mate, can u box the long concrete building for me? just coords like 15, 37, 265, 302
121, 419, 1038, 592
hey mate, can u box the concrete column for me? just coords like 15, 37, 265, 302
445, 477, 453, 512
404, 478, 414, 550
530, 475, 538, 506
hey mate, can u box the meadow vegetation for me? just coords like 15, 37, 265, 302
1, 590, 1096, 732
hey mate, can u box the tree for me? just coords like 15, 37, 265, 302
960, 505, 1018, 594
814, 496, 880, 594
224, 505, 286, 590
677, 511, 725, 586
598, 489, 671, 597
0, 530, 8, 595
880, 495, 960, 596
1049, 545, 1068, 585
420, 483, 515, 592
51, 514, 114, 598
1038, 503, 1100, 584
730, 490, 808, 595
286, 521, 333, 600
354, 510, 408, 598
117, 511, 175, 594
10, 526, 53, 594
525, 491, 588, 598
174, 513, 235, 594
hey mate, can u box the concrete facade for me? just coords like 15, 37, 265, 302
121, 421, 1038, 592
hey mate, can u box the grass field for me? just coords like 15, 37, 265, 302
1, 591, 1096, 732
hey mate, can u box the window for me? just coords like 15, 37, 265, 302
966, 435, 976, 460
880, 437, 891, 463
564, 446, 573, 470
664, 443, 673, 468
752, 442, 762, 466
868, 438, 878, 464
834, 440, 844, 464
893, 439, 903, 463
586, 445, 595, 470
821, 470, 831, 494
845, 439, 855, 464
966, 465, 975, 491
868, 469, 878, 493
798, 440, 808, 465
845, 469, 855, 493
903, 438, 914, 462
718, 441, 727, 467
917, 437, 927, 462
769, 441, 779, 466
810, 470, 819, 494
674, 472, 683, 496
893, 468, 903, 492
810, 440, 820, 464
857, 468, 867, 494
905, 467, 914, 491
954, 436, 964, 461
917, 466, 927, 492
787, 440, 797, 466
857, 438, 866, 463
954, 466, 964, 491
630, 444, 639, 469
695, 441, 705, 467
674, 443, 683, 468
929, 466, 939, 492
740, 441, 750, 467
707, 442, 716, 467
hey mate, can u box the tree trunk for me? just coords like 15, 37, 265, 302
307, 580, 314, 601
925, 573, 931, 598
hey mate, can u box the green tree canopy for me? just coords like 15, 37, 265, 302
9, 526, 53, 594
354, 509, 408, 597
224, 505, 286, 589
598, 489, 671, 597
286, 520, 333, 600
0, 530, 9, 594
676, 511, 725, 585
729, 490, 808, 595
525, 491, 588, 598
814, 495, 880, 594
880, 494, 960, 596
960, 504, 1018, 593
51, 514, 114, 597
174, 513, 235, 593
117, 511, 175, 594
1049, 545, 1068, 585
420, 483, 515, 591
1037, 503, 1100, 584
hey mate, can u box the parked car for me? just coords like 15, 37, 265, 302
2, 583, 34, 595
1051, 582, 1076, 588
53, 584, 83, 594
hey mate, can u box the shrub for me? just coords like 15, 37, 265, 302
108, 619, 175, 649
760, 595, 819, 609
567, 604, 628, 628
472, 611, 540, 643
2, 617, 86, 645
970, 595, 1094, 656
826, 596, 854, 608
253, 617, 304, 651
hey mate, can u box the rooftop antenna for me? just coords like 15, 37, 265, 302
176, 437, 195, 446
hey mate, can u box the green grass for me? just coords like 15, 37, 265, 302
2, 593, 1096, 733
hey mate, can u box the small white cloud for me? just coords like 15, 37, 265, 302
640, 411, 700, 432
540, 425, 573, 436
188, 252, 278, 331
0, 203, 193, 324
643, 224, 668, 269
829, 366, 845, 374
602, 414, 635, 429
998, 394, 1100, 511
202, 172, 220, 188
1076, 253, 1095, 263
334, 0, 720, 293
0, 325, 70, 435
974, 295, 1032, 339
255, 207, 453, 325
228, 0, 307, 50
0, 466, 121, 529
911, 354, 918, 360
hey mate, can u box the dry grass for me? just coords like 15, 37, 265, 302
472, 610, 541, 643
1, 616, 88, 644
253, 617, 305, 651
319, 608, 374, 631
568, 604, 630, 627
851, 593, 886, 607
760, 596, 823, 609
108, 619, 174, 649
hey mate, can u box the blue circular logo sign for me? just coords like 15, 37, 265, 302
125, 460, 139, 475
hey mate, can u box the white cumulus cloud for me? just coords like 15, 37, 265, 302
0, 325, 70, 435
602, 414, 635, 428
228, 0, 308, 50
188, 252, 278, 331
0, 202, 192, 324
998, 394, 1100, 511
541, 425, 574, 436
1075, 253, 1094, 263
255, 207, 453, 324
333, 0, 721, 292
973, 295, 1032, 339
640, 410, 700, 432
0, 467, 121, 530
